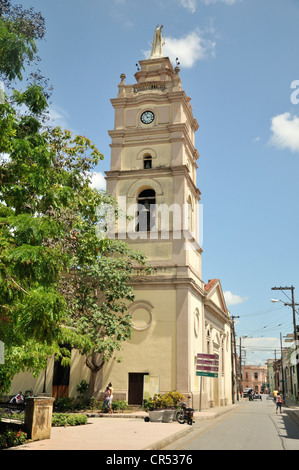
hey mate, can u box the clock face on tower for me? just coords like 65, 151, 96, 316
141, 111, 155, 124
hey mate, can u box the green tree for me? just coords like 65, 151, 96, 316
0, 0, 45, 82
0, 1, 149, 395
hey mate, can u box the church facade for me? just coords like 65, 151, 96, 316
9, 30, 233, 410
100, 33, 233, 410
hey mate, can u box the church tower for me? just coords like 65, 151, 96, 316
104, 26, 232, 408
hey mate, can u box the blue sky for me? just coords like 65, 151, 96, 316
17, 0, 299, 364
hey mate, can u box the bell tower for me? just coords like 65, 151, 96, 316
106, 52, 202, 278
105, 26, 206, 404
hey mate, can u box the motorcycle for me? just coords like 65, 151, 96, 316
176, 399, 195, 425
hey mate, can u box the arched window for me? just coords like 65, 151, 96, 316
136, 189, 156, 232
143, 155, 152, 169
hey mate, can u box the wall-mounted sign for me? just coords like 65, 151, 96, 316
196, 353, 219, 378
143, 375, 160, 400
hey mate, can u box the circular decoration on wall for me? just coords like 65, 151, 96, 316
130, 301, 153, 331
140, 110, 155, 124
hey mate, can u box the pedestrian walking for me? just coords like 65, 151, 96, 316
108, 382, 113, 414
276, 393, 283, 414
102, 387, 111, 413
273, 388, 278, 403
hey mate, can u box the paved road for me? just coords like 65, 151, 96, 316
164, 396, 299, 451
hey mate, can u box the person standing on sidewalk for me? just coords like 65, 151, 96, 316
276, 393, 283, 414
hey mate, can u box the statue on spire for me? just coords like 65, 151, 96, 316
149, 25, 165, 59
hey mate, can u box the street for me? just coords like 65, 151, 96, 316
164, 396, 299, 451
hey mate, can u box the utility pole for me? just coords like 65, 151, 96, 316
272, 286, 299, 401
239, 336, 247, 395
280, 332, 285, 398
231, 316, 240, 403
274, 349, 279, 390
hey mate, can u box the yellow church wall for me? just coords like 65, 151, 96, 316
128, 241, 172, 261
189, 292, 204, 392
124, 104, 171, 130
9, 371, 45, 397
122, 142, 171, 170
186, 242, 202, 277
116, 174, 173, 205
68, 350, 91, 397
8, 350, 91, 398
101, 288, 177, 395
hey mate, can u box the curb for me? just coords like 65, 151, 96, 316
144, 404, 242, 450
86, 412, 148, 419
143, 426, 194, 450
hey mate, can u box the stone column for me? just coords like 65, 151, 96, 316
24, 396, 55, 441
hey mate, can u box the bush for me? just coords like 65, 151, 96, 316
112, 400, 129, 412
53, 397, 128, 413
52, 413, 88, 427
53, 397, 75, 412
0, 429, 28, 449
76, 380, 89, 396
144, 391, 185, 410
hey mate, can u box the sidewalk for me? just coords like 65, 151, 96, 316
10, 396, 299, 451
281, 395, 299, 425
11, 402, 242, 451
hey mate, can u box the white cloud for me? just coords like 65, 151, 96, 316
242, 337, 280, 365
269, 112, 299, 153
200, 0, 241, 4
179, 0, 197, 13
47, 105, 71, 129
89, 171, 106, 191
224, 290, 249, 306
143, 28, 216, 68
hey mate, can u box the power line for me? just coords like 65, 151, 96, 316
239, 306, 284, 318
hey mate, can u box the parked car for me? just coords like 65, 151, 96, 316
243, 388, 253, 397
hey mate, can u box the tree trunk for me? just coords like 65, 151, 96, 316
86, 351, 104, 399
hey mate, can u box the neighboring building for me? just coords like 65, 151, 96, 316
267, 340, 299, 403
9, 27, 233, 410
241, 365, 267, 394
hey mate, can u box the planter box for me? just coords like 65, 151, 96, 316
148, 410, 164, 422
148, 409, 176, 423
162, 410, 175, 423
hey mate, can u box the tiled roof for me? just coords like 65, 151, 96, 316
204, 279, 219, 292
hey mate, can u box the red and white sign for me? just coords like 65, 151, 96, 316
196, 353, 219, 376
196, 365, 219, 372
196, 354, 219, 372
